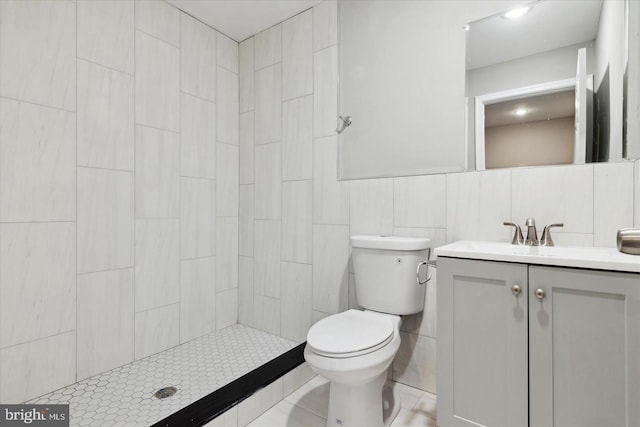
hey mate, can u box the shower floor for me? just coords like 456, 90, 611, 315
27, 324, 298, 426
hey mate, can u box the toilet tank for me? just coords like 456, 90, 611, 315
351, 235, 431, 315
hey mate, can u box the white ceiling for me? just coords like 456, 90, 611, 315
485, 90, 575, 127
166, 0, 322, 42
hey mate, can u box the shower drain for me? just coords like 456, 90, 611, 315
154, 386, 178, 399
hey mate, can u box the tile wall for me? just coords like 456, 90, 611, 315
0, 0, 239, 403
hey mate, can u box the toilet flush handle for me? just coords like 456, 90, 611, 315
416, 249, 433, 285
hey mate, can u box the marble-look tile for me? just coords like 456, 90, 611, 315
412, 391, 437, 421
350, 178, 394, 235
240, 185, 255, 257
135, 30, 179, 132
217, 67, 240, 145
135, 219, 180, 312
393, 333, 437, 393
217, 32, 239, 74
254, 220, 282, 298
394, 175, 447, 228
594, 162, 635, 247
0, 99, 75, 222
283, 363, 316, 397
77, 0, 134, 74
312, 225, 350, 314
385, 381, 425, 410
512, 164, 593, 234
247, 400, 326, 427
312, 310, 331, 325
254, 295, 281, 336
205, 406, 237, 427
216, 289, 238, 329
255, 64, 282, 145
0, 0, 76, 110
238, 378, 284, 426
239, 256, 254, 327
135, 125, 180, 218
254, 24, 282, 70
282, 10, 313, 100
239, 38, 255, 113
393, 227, 446, 259
313, 136, 350, 225
0, 332, 75, 403
313, 0, 338, 52
282, 181, 313, 264
77, 60, 134, 171
240, 112, 255, 184
180, 93, 216, 179
134, 0, 179, 47
348, 273, 361, 310
180, 13, 216, 101
217, 143, 239, 216
283, 96, 313, 181
180, 257, 216, 343
400, 269, 437, 339
550, 232, 595, 247
77, 268, 134, 380
255, 143, 282, 220
78, 167, 134, 273
281, 262, 312, 343
390, 407, 436, 427
284, 375, 330, 419
0, 223, 75, 348
446, 169, 511, 243
181, 177, 216, 259
635, 160, 640, 227
135, 304, 180, 359
313, 46, 338, 138
216, 217, 239, 292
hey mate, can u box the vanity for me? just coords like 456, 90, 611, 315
435, 241, 640, 427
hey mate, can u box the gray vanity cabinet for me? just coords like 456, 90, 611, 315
438, 257, 640, 427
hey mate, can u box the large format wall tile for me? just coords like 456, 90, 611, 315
255, 24, 282, 70
594, 162, 635, 247
239, 38, 255, 113
313, 136, 349, 225
0, 0, 76, 111
217, 32, 239, 74
283, 96, 313, 181
255, 64, 282, 145
216, 217, 239, 292
281, 262, 312, 342
180, 13, 216, 101
217, 68, 240, 145
217, 143, 239, 217
180, 177, 216, 259
282, 181, 312, 264
180, 257, 216, 343
240, 112, 255, 184
255, 143, 282, 220
77, 268, 134, 380
0, 223, 75, 348
135, 0, 179, 47
350, 178, 394, 235
135, 30, 180, 132
238, 256, 254, 327
254, 220, 282, 298
77, 60, 134, 171
394, 175, 447, 228
181, 94, 216, 179
239, 185, 255, 257
393, 333, 437, 393
312, 225, 349, 314
636, 160, 640, 227
254, 295, 281, 336
135, 304, 180, 359
313, 0, 338, 52
77, 0, 134, 75
216, 289, 238, 329
78, 168, 134, 273
0, 99, 75, 222
313, 46, 338, 138
282, 10, 313, 100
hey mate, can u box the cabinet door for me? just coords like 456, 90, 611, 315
529, 266, 640, 427
437, 258, 528, 427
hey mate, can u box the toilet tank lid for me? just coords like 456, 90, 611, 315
350, 235, 431, 251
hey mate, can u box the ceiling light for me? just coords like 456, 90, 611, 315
503, 6, 530, 19
514, 108, 528, 116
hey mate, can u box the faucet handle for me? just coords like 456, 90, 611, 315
504, 222, 524, 245
540, 223, 564, 247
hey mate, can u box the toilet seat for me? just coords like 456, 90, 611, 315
307, 310, 395, 358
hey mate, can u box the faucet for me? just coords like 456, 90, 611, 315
525, 218, 538, 246
504, 219, 564, 246
540, 223, 564, 246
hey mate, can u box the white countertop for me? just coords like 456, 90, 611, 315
435, 241, 640, 273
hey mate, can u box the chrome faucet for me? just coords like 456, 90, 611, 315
503, 222, 524, 245
504, 219, 564, 246
540, 223, 564, 246
525, 218, 538, 246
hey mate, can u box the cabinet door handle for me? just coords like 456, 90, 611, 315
535, 288, 546, 300
511, 285, 522, 296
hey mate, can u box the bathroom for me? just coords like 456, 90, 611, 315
0, 0, 638, 426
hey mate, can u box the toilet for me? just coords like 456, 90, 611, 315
304, 235, 431, 427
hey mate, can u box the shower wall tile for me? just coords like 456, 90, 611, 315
313, 136, 349, 225
77, 0, 134, 75
394, 175, 447, 228
240, 112, 255, 184
239, 185, 255, 256
313, 45, 338, 138
253, 295, 281, 336
254, 220, 282, 298
312, 225, 349, 315
135, 304, 180, 359
77, 268, 135, 380
393, 333, 437, 394
281, 262, 312, 343
180, 177, 216, 259
0, 0, 76, 111
135, 219, 180, 312
77, 60, 134, 171
180, 94, 216, 179
313, 0, 338, 52
180, 256, 216, 343
282, 181, 312, 264
239, 256, 255, 327
0, 222, 75, 348
0, 331, 75, 403
217, 143, 239, 217
216, 289, 238, 330
135, 125, 180, 218
217, 32, 239, 74
282, 10, 313, 100
217, 67, 240, 145
255, 143, 282, 220
78, 167, 134, 273
282, 96, 313, 181
239, 38, 255, 113
216, 217, 239, 292
180, 13, 217, 101
135, 30, 179, 132
0, 99, 75, 222
350, 178, 394, 236
255, 64, 283, 145
134, 0, 179, 47
255, 24, 282, 70
594, 162, 635, 247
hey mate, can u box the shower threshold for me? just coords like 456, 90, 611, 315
28, 324, 300, 426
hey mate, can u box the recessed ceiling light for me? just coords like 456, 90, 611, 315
503, 6, 530, 19
514, 108, 528, 116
